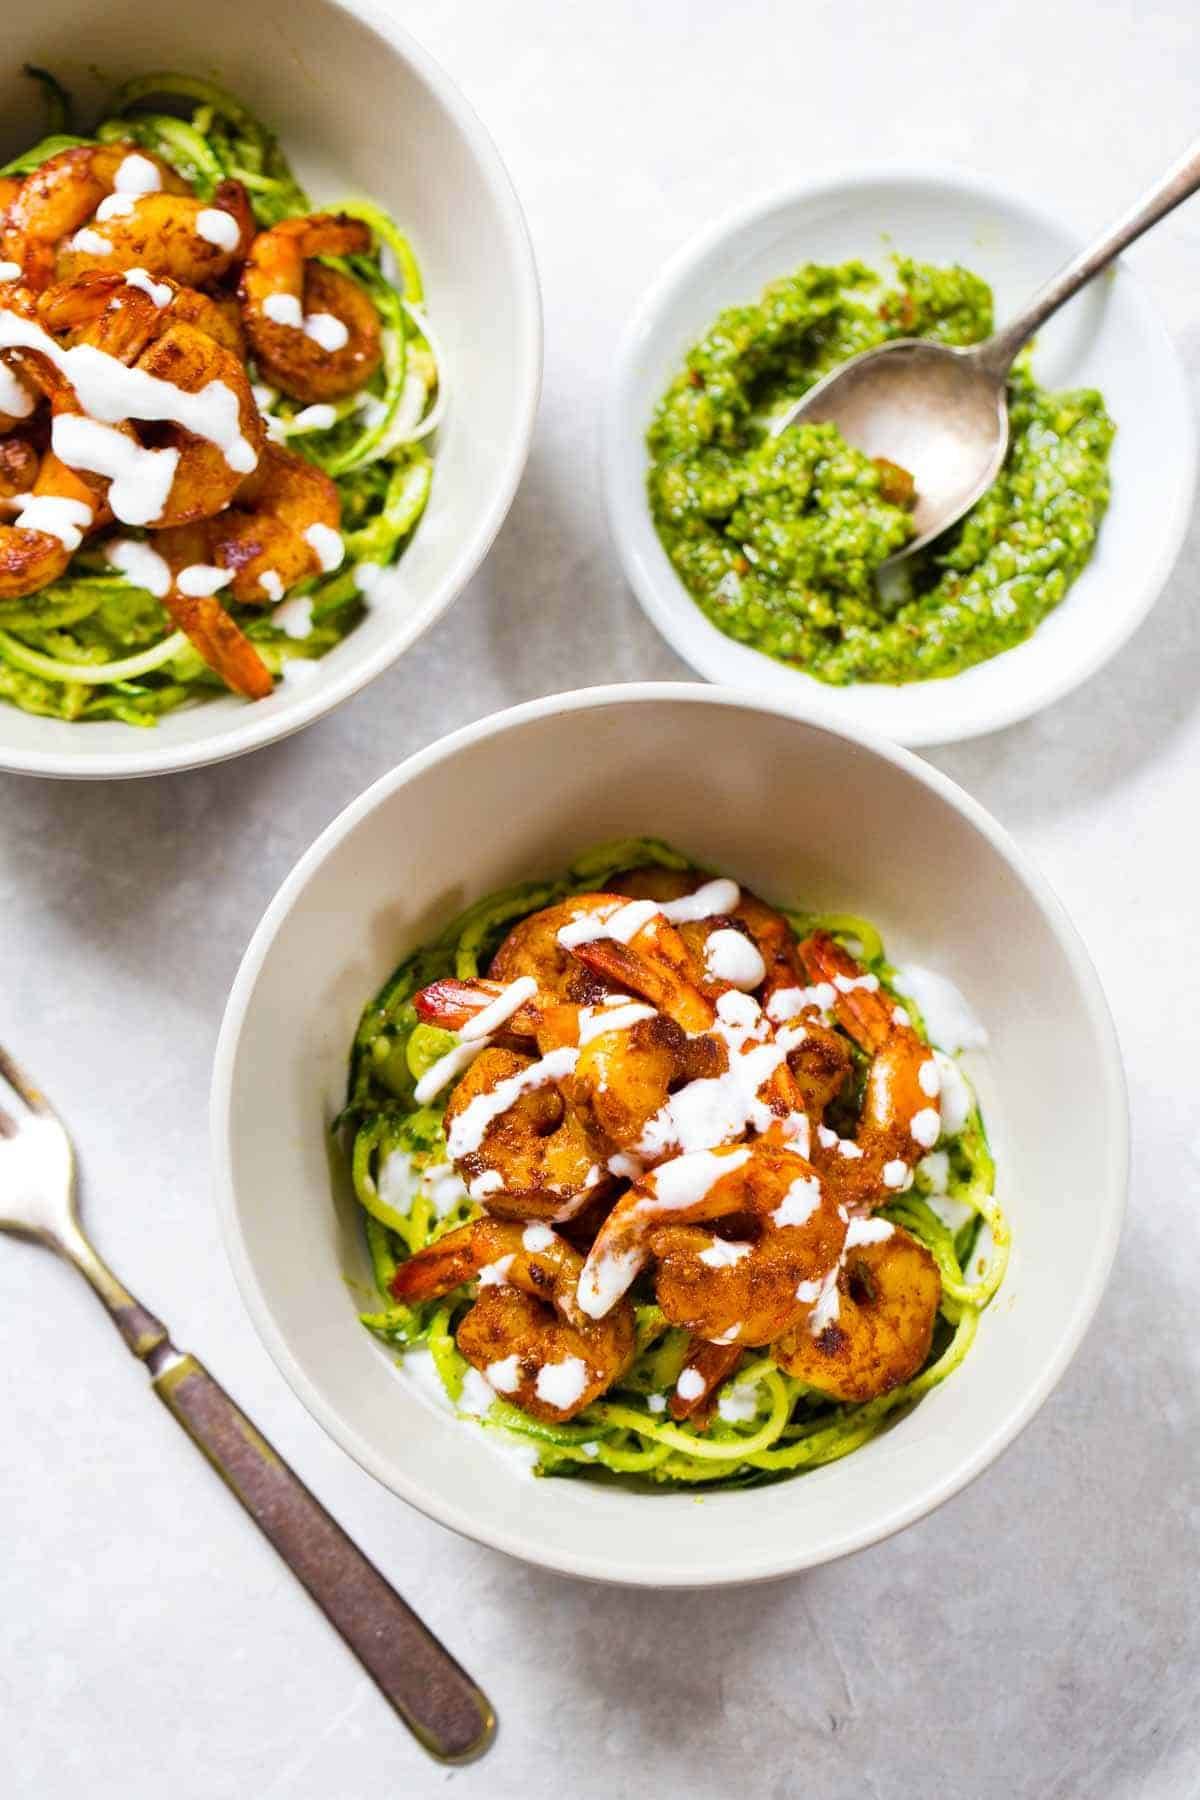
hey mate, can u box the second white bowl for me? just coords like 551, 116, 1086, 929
603, 167, 1196, 746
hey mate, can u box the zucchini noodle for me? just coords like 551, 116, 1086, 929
0, 68, 439, 727
341, 839, 1009, 1491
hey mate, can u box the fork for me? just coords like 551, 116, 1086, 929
0, 1044, 495, 1764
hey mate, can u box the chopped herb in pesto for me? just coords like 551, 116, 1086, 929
647, 258, 1115, 684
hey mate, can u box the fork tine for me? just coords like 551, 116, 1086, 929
0, 1043, 56, 1119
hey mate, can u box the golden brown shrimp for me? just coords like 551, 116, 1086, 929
442, 1044, 611, 1222
0, 432, 41, 501
54, 181, 255, 290
389, 1218, 636, 1423
800, 931, 942, 1205
153, 442, 341, 605
774, 1222, 940, 1402
578, 1142, 846, 1347
610, 865, 806, 1003
489, 896, 627, 1004
0, 451, 104, 601
668, 1338, 744, 1424
239, 214, 383, 402
146, 532, 274, 701
27, 273, 264, 527
0, 143, 190, 290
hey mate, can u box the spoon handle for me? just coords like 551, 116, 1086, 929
975, 137, 1200, 376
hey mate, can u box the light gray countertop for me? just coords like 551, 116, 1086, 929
4, 2, 1198, 1794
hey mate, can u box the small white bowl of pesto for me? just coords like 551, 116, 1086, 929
603, 167, 1196, 747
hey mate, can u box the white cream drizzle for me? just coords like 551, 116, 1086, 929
51, 413, 179, 526
11, 494, 92, 549
697, 1237, 752, 1269
105, 537, 171, 597
272, 596, 313, 640
636, 991, 806, 1160
704, 928, 767, 991
70, 228, 112, 256
484, 1355, 521, 1394
446, 1046, 578, 1160
460, 976, 537, 1042
413, 1038, 487, 1107
534, 1357, 588, 1410
196, 208, 240, 251
114, 153, 162, 195
176, 563, 232, 598
577, 1000, 657, 1045
123, 268, 172, 308
0, 308, 257, 473
304, 521, 344, 572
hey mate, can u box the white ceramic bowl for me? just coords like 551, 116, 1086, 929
603, 168, 1196, 747
213, 684, 1128, 1587
0, 0, 541, 778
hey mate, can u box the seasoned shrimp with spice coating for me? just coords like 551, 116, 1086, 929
390, 1218, 636, 1423
800, 930, 942, 1205
25, 272, 264, 528
774, 1219, 941, 1402
54, 180, 255, 290
1, 143, 189, 290
578, 1141, 846, 1345
240, 214, 383, 402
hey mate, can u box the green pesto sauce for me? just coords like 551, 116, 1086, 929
647, 258, 1116, 684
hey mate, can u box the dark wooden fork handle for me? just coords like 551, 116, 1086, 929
153, 1352, 495, 1762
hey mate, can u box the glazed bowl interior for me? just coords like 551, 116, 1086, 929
0, 0, 540, 778
214, 686, 1127, 1587
603, 168, 1196, 746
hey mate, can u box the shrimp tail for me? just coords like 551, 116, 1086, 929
160, 588, 274, 701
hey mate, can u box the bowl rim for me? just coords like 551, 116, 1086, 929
211, 681, 1130, 1587
0, 0, 543, 781
601, 160, 1198, 749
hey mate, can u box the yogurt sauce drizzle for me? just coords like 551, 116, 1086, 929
0, 309, 258, 477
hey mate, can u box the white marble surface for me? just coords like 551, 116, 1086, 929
4, 2, 1198, 1794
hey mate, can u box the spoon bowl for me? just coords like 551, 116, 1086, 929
779, 338, 1009, 555
771, 136, 1200, 555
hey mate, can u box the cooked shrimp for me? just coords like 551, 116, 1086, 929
774, 1221, 940, 1401
28, 273, 264, 527
441, 1044, 611, 1222
566, 903, 716, 1036
240, 214, 383, 402
489, 897, 628, 1004
153, 443, 340, 605
611, 866, 806, 1003
0, 433, 40, 501
390, 1218, 636, 1423
148, 536, 274, 701
1, 143, 190, 289
0, 451, 103, 600
417, 966, 717, 1166
54, 181, 255, 290
800, 931, 942, 1204
669, 1338, 743, 1424
578, 1142, 846, 1348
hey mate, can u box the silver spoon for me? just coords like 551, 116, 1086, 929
0, 1042, 495, 1764
773, 139, 1200, 557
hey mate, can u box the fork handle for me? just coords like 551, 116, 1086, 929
151, 1351, 495, 1762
